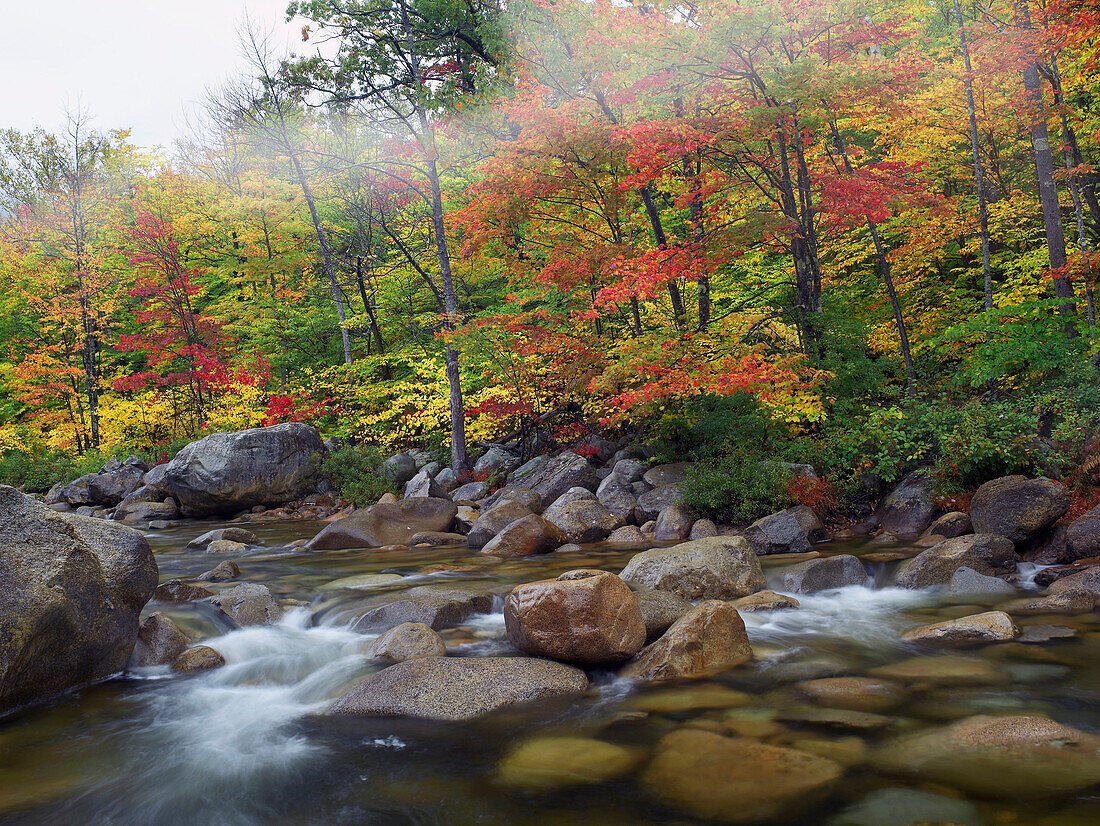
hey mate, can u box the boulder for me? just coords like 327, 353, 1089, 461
654, 505, 694, 541
504, 571, 646, 664
744, 509, 812, 555
642, 462, 693, 488
55, 473, 96, 506
894, 534, 1017, 589
622, 600, 752, 682
409, 531, 467, 546
781, 555, 868, 594
518, 452, 598, 505
607, 525, 646, 544
142, 463, 169, 492
466, 499, 534, 549
88, 463, 145, 507
575, 434, 616, 464
454, 505, 479, 533
1006, 588, 1094, 614
378, 453, 417, 489
620, 537, 765, 600
365, 622, 446, 662
306, 497, 457, 550
969, 475, 1070, 543
1048, 566, 1100, 597
351, 586, 492, 632
481, 515, 566, 558
787, 505, 826, 541
611, 458, 648, 484
0, 487, 158, 716
187, 527, 259, 549
689, 518, 719, 539
114, 499, 180, 524
198, 560, 241, 582
901, 610, 1019, 647
796, 677, 907, 713
636, 485, 684, 522
172, 645, 226, 673
508, 455, 549, 483
826, 788, 982, 826
595, 477, 639, 524
874, 470, 939, 538
433, 467, 458, 492
154, 580, 213, 603
631, 587, 693, 641
129, 612, 191, 667
451, 481, 488, 502
642, 729, 842, 823
543, 489, 623, 543
1066, 504, 1100, 559
162, 423, 324, 517
209, 583, 283, 626
403, 467, 450, 499
1026, 524, 1073, 565
874, 714, 1100, 797
947, 566, 1016, 596
205, 539, 247, 555
496, 736, 642, 790
474, 445, 521, 477
328, 656, 588, 721
732, 590, 801, 612
923, 511, 972, 539
868, 656, 1009, 688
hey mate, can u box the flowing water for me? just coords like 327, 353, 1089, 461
2, 520, 1100, 825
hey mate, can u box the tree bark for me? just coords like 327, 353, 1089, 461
638, 185, 686, 327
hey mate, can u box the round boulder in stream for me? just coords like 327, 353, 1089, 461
163, 422, 325, 517
969, 475, 1070, 544
621, 600, 752, 682
781, 554, 868, 593
894, 534, 1017, 589
306, 497, 458, 550
0, 486, 158, 716
328, 656, 588, 721
620, 536, 765, 600
504, 571, 646, 664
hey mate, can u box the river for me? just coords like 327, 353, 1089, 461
1, 519, 1098, 825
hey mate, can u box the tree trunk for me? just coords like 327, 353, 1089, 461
954, 0, 993, 313
638, 185, 686, 327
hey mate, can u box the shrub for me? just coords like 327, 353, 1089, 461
649, 392, 777, 463
321, 445, 394, 506
0, 448, 77, 492
681, 454, 792, 525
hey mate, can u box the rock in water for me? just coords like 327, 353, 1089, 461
163, 423, 325, 517
209, 583, 283, 626
365, 622, 446, 662
620, 536, 765, 600
129, 612, 191, 667
744, 509, 813, 555
465, 499, 534, 549
781, 555, 868, 593
968, 475, 1070, 543
328, 656, 588, 721
901, 611, 1019, 647
480, 515, 566, 558
496, 736, 642, 790
874, 714, 1100, 797
875, 470, 939, 538
622, 601, 752, 682
504, 571, 646, 664
172, 645, 226, 672
0, 486, 158, 715
894, 534, 1017, 589
642, 729, 842, 823
351, 587, 492, 632
306, 497, 458, 549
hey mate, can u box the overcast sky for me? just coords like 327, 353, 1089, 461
2, 1, 301, 151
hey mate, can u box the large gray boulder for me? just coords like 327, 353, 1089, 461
328, 656, 588, 720
895, 534, 1017, 589
403, 467, 450, 499
306, 497, 457, 549
744, 509, 812, 555
522, 452, 598, 505
467, 499, 534, 548
163, 423, 325, 517
642, 462, 693, 488
875, 470, 939, 538
596, 477, 639, 524
0, 486, 158, 715
351, 586, 492, 632
543, 489, 623, 543
210, 583, 283, 626
636, 485, 684, 522
474, 446, 521, 477
781, 555, 868, 593
969, 475, 1070, 544
1066, 505, 1100, 559
88, 462, 146, 506
620, 536, 765, 600
378, 453, 417, 489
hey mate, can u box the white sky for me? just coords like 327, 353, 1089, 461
1, 1, 301, 151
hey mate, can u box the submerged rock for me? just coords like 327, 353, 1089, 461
901, 610, 1019, 647
1006, 588, 1095, 614
504, 571, 645, 664
874, 714, 1100, 798
496, 736, 642, 790
163, 423, 325, 517
622, 600, 752, 682
796, 677, 907, 713
969, 475, 1070, 544
826, 787, 982, 826
620, 536, 765, 600
329, 656, 588, 721
306, 497, 458, 550
642, 729, 842, 823
186, 527, 259, 549
0, 486, 158, 716
171, 645, 226, 672
869, 656, 1009, 688
154, 580, 214, 603
365, 622, 446, 662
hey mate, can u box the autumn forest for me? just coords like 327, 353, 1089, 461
3, 0, 1100, 512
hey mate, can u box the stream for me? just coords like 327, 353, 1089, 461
2, 519, 1099, 825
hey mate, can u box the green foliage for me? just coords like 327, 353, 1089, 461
649, 393, 778, 462
321, 445, 395, 506
681, 454, 792, 524
0, 448, 77, 492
